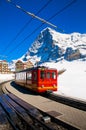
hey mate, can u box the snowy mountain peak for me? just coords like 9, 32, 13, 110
21, 27, 86, 64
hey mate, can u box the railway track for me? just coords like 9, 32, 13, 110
1, 81, 86, 129
11, 81, 86, 111
4, 81, 86, 112
43, 93, 86, 111
0, 93, 79, 130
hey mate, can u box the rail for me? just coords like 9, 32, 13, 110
45, 93, 86, 111
0, 93, 79, 130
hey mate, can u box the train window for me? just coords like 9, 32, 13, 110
18, 73, 20, 80
23, 72, 26, 80
40, 71, 45, 79
27, 72, 32, 80
46, 72, 50, 79
52, 72, 56, 79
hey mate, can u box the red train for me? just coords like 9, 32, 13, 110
15, 66, 58, 93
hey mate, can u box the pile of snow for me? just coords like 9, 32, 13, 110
42, 60, 86, 101
0, 74, 14, 83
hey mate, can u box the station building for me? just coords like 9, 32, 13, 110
15, 60, 33, 72
0, 60, 10, 74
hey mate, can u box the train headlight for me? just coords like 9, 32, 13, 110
53, 84, 56, 87
41, 85, 44, 88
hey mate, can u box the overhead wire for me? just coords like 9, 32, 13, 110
48, 0, 77, 32
8, 23, 44, 61
2, 0, 53, 54
6, 0, 77, 61
48, 0, 77, 20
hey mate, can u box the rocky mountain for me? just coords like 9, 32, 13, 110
21, 27, 86, 65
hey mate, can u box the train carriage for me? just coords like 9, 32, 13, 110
15, 66, 58, 93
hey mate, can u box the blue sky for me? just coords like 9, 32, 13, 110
0, 0, 86, 62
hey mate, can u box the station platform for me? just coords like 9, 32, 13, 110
3, 81, 86, 130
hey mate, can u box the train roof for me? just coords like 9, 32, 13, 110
15, 66, 57, 73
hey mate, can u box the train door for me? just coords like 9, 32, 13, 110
40, 70, 46, 84
32, 70, 38, 91
26, 71, 32, 89
46, 70, 52, 86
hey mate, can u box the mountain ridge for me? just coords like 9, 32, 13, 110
9, 27, 86, 70
21, 27, 86, 64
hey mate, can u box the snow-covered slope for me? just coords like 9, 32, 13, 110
21, 27, 86, 64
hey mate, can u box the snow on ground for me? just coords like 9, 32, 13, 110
42, 60, 86, 101
0, 74, 14, 83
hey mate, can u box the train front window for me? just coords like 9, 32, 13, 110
52, 72, 56, 79
46, 72, 50, 79
40, 71, 45, 79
